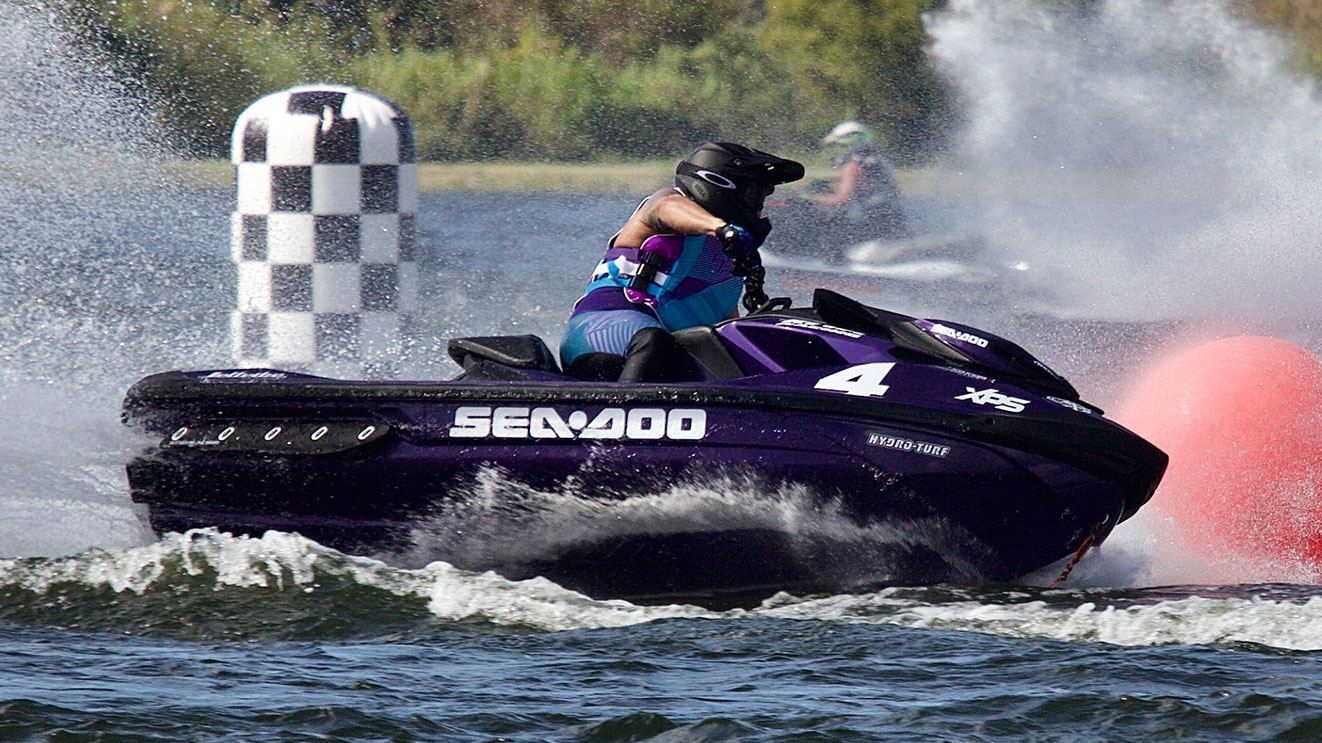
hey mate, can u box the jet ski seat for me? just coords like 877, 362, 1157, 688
561, 326, 746, 384
448, 335, 562, 374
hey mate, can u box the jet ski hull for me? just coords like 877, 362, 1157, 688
123, 368, 1164, 605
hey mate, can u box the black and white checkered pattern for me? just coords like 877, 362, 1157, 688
230, 85, 418, 376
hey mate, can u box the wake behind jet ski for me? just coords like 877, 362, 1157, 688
121, 288, 1167, 607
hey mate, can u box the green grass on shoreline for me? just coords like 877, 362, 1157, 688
170, 159, 949, 195
3, 156, 945, 195
174, 158, 824, 193
419, 160, 676, 193
170, 159, 689, 193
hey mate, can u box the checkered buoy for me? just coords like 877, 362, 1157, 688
230, 84, 418, 378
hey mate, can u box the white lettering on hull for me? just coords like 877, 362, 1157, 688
448, 406, 708, 440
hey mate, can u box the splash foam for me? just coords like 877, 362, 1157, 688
928, 0, 1322, 325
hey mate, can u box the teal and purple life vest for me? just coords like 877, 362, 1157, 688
570, 232, 742, 331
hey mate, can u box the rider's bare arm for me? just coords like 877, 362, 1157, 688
615, 189, 726, 247
813, 161, 863, 207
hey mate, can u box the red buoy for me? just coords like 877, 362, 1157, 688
1115, 335, 1322, 582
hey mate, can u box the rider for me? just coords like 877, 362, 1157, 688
560, 142, 804, 382
812, 121, 906, 238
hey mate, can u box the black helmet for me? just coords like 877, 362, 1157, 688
674, 142, 804, 246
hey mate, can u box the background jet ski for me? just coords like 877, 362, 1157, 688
763, 229, 1003, 316
762, 188, 912, 263
758, 177, 1022, 319
121, 289, 1167, 607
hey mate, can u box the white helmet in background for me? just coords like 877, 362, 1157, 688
821, 120, 876, 148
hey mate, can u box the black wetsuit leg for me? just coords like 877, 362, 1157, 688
618, 328, 696, 383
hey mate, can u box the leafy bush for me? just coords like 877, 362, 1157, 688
54, 0, 955, 161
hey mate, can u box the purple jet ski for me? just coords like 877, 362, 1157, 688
121, 289, 1166, 606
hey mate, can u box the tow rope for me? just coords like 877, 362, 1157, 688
1049, 522, 1103, 587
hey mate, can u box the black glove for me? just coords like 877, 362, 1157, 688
715, 223, 756, 261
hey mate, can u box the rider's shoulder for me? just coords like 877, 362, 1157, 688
650, 187, 689, 203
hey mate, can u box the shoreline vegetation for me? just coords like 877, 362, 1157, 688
50, 0, 1322, 193
60, 0, 952, 162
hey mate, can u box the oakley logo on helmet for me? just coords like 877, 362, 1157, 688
695, 170, 738, 189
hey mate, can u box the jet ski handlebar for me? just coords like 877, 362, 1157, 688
732, 251, 792, 314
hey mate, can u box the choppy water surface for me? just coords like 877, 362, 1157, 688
2, 531, 1322, 741
6, 1, 1322, 741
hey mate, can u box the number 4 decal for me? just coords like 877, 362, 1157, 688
814, 363, 896, 397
